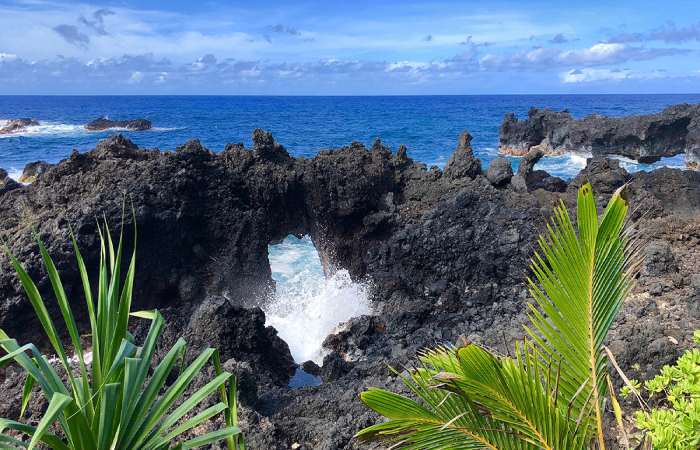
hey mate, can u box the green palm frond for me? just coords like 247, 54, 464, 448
358, 183, 636, 449
0, 217, 245, 449
524, 183, 636, 446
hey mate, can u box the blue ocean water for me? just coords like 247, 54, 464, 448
2, 94, 700, 180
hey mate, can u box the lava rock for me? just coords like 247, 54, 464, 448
486, 157, 513, 187
0, 118, 39, 134
444, 131, 481, 179
0, 129, 699, 449
500, 103, 700, 163
85, 117, 152, 131
19, 160, 52, 183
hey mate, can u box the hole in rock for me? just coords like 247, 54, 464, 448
264, 235, 371, 387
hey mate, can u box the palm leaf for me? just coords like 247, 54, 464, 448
358, 183, 636, 449
524, 183, 635, 446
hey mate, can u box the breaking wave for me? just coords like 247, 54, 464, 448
264, 235, 371, 365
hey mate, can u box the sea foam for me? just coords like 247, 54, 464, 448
0, 121, 85, 138
265, 235, 371, 364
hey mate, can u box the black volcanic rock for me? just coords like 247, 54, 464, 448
0, 131, 698, 448
444, 131, 482, 179
500, 103, 700, 164
19, 160, 53, 183
486, 157, 513, 187
0, 118, 39, 134
0, 169, 20, 194
85, 116, 152, 131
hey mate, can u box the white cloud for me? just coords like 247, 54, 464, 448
561, 68, 668, 83
128, 71, 144, 83
479, 42, 688, 71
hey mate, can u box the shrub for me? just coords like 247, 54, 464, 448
0, 220, 245, 449
623, 330, 700, 450
356, 183, 638, 449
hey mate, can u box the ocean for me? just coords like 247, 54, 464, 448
2, 94, 699, 373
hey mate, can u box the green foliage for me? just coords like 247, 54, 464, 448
630, 331, 700, 450
357, 183, 636, 449
0, 219, 245, 449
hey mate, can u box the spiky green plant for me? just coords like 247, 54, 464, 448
357, 183, 638, 449
0, 220, 246, 450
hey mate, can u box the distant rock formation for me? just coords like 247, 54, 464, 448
85, 117, 152, 131
0, 118, 39, 135
499, 103, 700, 166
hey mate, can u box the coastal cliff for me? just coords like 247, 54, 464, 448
0, 130, 698, 449
499, 103, 700, 165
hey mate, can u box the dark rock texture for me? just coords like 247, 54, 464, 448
0, 118, 39, 134
485, 157, 513, 187
18, 160, 53, 183
499, 103, 700, 164
0, 130, 698, 449
0, 168, 21, 194
85, 117, 152, 131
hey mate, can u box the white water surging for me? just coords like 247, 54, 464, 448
264, 235, 371, 365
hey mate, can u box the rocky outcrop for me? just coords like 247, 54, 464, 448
444, 131, 482, 179
18, 160, 52, 183
486, 157, 513, 187
85, 117, 152, 131
499, 103, 700, 165
0, 118, 39, 134
0, 169, 21, 194
0, 131, 698, 449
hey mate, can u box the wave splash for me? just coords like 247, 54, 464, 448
0, 122, 85, 139
0, 120, 182, 139
264, 235, 371, 364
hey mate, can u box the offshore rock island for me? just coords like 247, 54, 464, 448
499, 102, 700, 166
0, 104, 699, 448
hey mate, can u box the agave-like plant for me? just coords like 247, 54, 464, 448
0, 219, 246, 450
357, 183, 639, 449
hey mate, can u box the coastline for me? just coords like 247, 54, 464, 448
1, 110, 699, 446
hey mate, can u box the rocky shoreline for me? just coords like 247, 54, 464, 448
499, 103, 700, 166
0, 119, 698, 448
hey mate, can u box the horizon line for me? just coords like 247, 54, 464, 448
2, 92, 700, 97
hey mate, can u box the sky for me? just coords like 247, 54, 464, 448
1, 0, 700, 94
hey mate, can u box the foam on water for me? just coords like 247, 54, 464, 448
265, 235, 371, 365
0, 121, 182, 139
612, 153, 688, 172
0, 121, 85, 138
530, 151, 689, 180
533, 152, 591, 180
6, 168, 24, 182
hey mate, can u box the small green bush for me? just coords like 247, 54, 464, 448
623, 330, 700, 450
0, 220, 245, 449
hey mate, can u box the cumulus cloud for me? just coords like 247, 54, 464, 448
128, 71, 144, 83
607, 21, 700, 43
479, 42, 688, 71
561, 67, 668, 83
78, 8, 115, 36
53, 24, 90, 48
1, 39, 691, 90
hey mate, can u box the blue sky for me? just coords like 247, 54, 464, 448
1, 0, 699, 94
